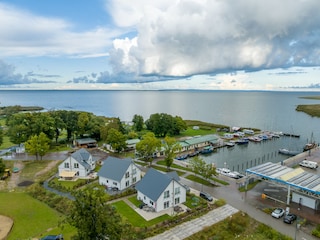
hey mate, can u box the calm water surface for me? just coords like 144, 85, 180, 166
1, 90, 320, 171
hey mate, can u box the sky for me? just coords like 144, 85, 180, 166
1, 0, 320, 91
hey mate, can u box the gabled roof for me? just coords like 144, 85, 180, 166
135, 168, 180, 202
76, 138, 97, 145
98, 156, 134, 181
70, 148, 92, 169
179, 134, 219, 146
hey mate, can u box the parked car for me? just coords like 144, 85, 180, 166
271, 208, 285, 218
41, 234, 63, 240
283, 213, 297, 224
200, 191, 213, 202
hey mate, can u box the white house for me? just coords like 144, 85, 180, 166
135, 168, 187, 212
58, 148, 96, 179
98, 156, 141, 191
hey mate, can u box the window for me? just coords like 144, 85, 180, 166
150, 200, 153, 205
125, 171, 130, 178
164, 201, 170, 209
113, 182, 117, 186
132, 177, 137, 183
125, 181, 129, 187
132, 168, 137, 175
74, 163, 79, 168
64, 162, 69, 168
164, 190, 170, 199
175, 187, 180, 195
175, 197, 180, 205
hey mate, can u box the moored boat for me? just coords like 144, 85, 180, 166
278, 148, 300, 156
236, 138, 249, 145
225, 142, 235, 147
303, 142, 318, 152
200, 146, 214, 154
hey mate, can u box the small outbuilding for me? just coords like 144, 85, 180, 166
75, 138, 97, 148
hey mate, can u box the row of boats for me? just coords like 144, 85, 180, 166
224, 132, 282, 147
175, 146, 214, 160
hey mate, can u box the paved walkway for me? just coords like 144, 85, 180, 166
146, 204, 239, 240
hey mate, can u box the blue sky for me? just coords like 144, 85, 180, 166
1, 0, 320, 90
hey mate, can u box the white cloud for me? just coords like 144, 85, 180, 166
108, 0, 320, 78
0, 3, 122, 58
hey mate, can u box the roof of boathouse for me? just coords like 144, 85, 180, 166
246, 162, 320, 197
179, 134, 219, 146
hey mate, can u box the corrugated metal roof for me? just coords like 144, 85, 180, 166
246, 162, 320, 197
280, 168, 304, 181
179, 134, 219, 147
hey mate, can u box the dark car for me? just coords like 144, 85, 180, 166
200, 191, 213, 202
41, 234, 63, 240
283, 213, 297, 224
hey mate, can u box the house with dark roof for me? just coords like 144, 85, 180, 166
135, 168, 187, 212
58, 148, 96, 179
98, 156, 141, 191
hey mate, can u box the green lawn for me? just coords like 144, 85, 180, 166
156, 160, 190, 171
0, 192, 74, 239
111, 200, 171, 227
151, 165, 185, 176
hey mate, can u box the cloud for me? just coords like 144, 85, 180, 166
108, 0, 320, 79
0, 60, 55, 85
0, 3, 122, 58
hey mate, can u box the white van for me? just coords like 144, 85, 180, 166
299, 160, 318, 169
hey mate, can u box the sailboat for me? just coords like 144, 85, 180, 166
279, 127, 301, 156
303, 133, 318, 152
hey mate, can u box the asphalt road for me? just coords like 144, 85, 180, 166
180, 175, 318, 240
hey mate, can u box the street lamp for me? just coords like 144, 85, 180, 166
294, 209, 300, 240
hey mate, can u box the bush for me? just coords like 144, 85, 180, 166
214, 198, 226, 207
312, 224, 320, 237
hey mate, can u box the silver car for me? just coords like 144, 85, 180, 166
271, 208, 285, 218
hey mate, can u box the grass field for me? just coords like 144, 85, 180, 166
0, 192, 75, 239
111, 200, 170, 227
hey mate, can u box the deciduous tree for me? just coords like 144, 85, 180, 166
107, 128, 127, 153
25, 132, 50, 160
163, 136, 181, 170
189, 156, 217, 189
132, 114, 144, 131
68, 188, 124, 240
135, 132, 161, 166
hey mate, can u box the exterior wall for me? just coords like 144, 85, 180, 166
156, 181, 186, 212
292, 192, 317, 210
59, 157, 88, 177
137, 191, 157, 209
87, 155, 96, 170
119, 164, 141, 190
99, 176, 120, 190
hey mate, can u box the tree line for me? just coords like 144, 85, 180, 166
1, 109, 188, 161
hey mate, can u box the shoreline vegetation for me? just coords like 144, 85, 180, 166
297, 96, 320, 117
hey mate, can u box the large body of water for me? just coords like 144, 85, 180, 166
1, 90, 320, 171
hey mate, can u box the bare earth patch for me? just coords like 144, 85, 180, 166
0, 215, 13, 240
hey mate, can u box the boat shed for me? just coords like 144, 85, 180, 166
246, 162, 320, 210
178, 134, 219, 152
